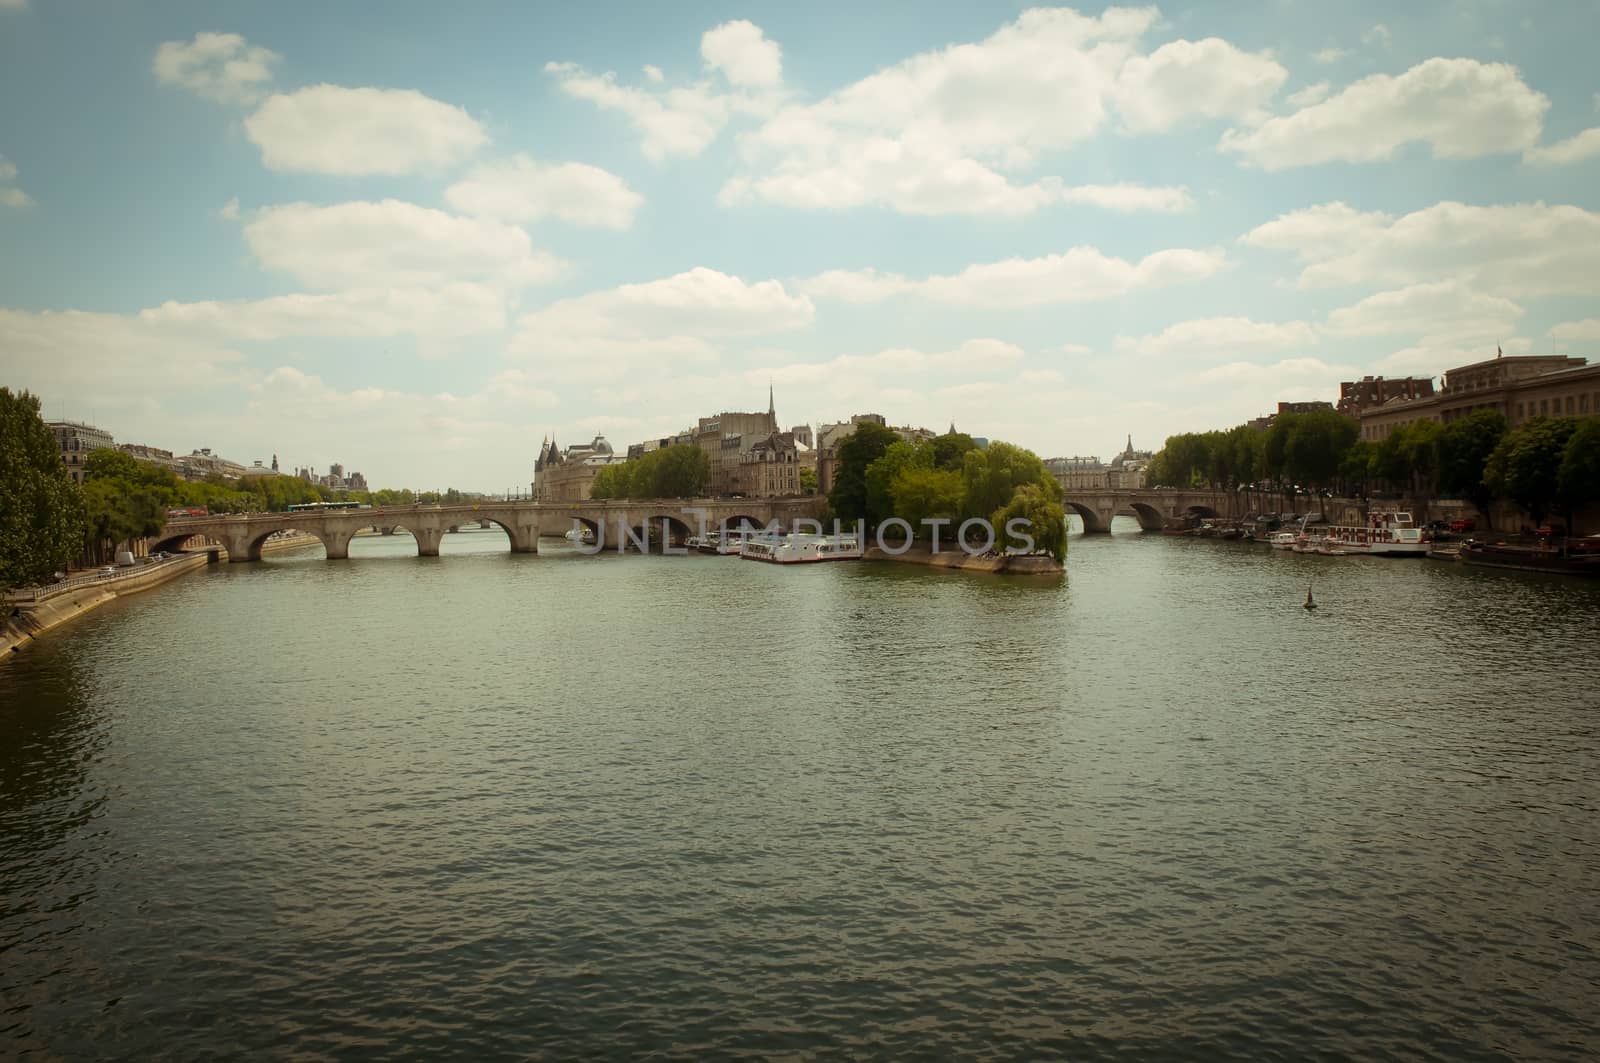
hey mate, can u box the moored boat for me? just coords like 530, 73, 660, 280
1269, 531, 1298, 550
1458, 536, 1600, 576
740, 532, 863, 564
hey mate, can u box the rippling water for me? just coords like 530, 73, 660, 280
3, 524, 1598, 1059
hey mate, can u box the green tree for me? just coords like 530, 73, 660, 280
889, 465, 965, 531
799, 467, 817, 494
1437, 409, 1508, 524
962, 440, 1060, 520
649, 444, 709, 498
864, 441, 929, 525
827, 421, 900, 523
993, 483, 1068, 562
1282, 410, 1358, 492
930, 431, 978, 470
1340, 440, 1378, 497
1557, 418, 1600, 522
1485, 417, 1579, 527
0, 389, 89, 590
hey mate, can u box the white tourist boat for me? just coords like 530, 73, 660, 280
716, 529, 753, 555
740, 532, 863, 564
1269, 531, 1298, 549
1315, 510, 1431, 556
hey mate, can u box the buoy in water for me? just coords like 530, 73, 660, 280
1304, 585, 1317, 610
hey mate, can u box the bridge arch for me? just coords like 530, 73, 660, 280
1126, 501, 1166, 532
1064, 500, 1110, 534
1185, 504, 1223, 520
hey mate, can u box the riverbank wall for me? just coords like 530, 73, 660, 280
3, 552, 212, 658
863, 543, 1064, 575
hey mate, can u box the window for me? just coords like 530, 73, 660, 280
1540, 399, 1549, 415
1517, 402, 1525, 420
1567, 396, 1576, 414
1582, 394, 1590, 414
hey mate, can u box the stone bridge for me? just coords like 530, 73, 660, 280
1062, 488, 1239, 534
154, 497, 828, 562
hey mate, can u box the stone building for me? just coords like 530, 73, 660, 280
1359, 354, 1599, 441
118, 441, 182, 476
48, 420, 115, 484
733, 430, 815, 498
694, 388, 782, 495
1046, 436, 1152, 492
179, 448, 249, 481
1246, 401, 1335, 431
1338, 375, 1435, 417
532, 433, 626, 501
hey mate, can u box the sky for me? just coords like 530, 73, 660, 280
2, 0, 1599, 492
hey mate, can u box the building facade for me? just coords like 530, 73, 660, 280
1359, 354, 1598, 440
732, 430, 815, 498
48, 420, 116, 484
1339, 375, 1435, 417
532, 434, 626, 501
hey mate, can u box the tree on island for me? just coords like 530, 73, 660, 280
826, 421, 899, 523
1485, 417, 1579, 529
0, 388, 87, 591
961, 440, 1062, 519
993, 483, 1068, 562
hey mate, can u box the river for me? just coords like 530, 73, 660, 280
3, 523, 1598, 1059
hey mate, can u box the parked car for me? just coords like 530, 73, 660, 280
99, 566, 116, 577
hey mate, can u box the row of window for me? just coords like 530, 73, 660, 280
1516, 393, 1597, 420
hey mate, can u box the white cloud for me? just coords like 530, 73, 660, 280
0, 0, 28, 10
1114, 37, 1287, 133
0, 156, 15, 181
1059, 183, 1194, 212
444, 154, 642, 229
1286, 81, 1330, 108
1361, 24, 1393, 48
1376, 337, 1531, 375
138, 284, 508, 346
1322, 281, 1523, 348
153, 32, 280, 104
509, 267, 814, 362
1242, 199, 1600, 296
1221, 58, 1549, 169
1524, 127, 1600, 165
545, 62, 739, 161
700, 20, 783, 88
244, 85, 487, 176
1116, 316, 1317, 357
723, 9, 1261, 216
1549, 319, 1600, 341
802, 246, 1227, 309
218, 196, 240, 220
1312, 47, 1348, 64
643, 64, 664, 83
243, 200, 566, 290
1195, 356, 1346, 385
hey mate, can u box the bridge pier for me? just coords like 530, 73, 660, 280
322, 530, 354, 560
414, 527, 444, 557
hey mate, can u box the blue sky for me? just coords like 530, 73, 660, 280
3, 1, 1598, 491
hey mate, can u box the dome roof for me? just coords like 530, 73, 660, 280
590, 434, 613, 455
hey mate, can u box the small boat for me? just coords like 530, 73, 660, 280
563, 527, 595, 545
1458, 536, 1600, 576
1269, 531, 1298, 550
740, 532, 863, 563
716, 529, 755, 555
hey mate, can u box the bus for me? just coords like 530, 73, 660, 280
286, 501, 365, 512
166, 507, 208, 517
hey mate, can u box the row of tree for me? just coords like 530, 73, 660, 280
826, 423, 1068, 560
1145, 407, 1600, 527
589, 444, 710, 500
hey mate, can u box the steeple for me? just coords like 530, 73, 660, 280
271, 453, 278, 472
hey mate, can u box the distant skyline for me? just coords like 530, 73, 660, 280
3, 1, 1599, 490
